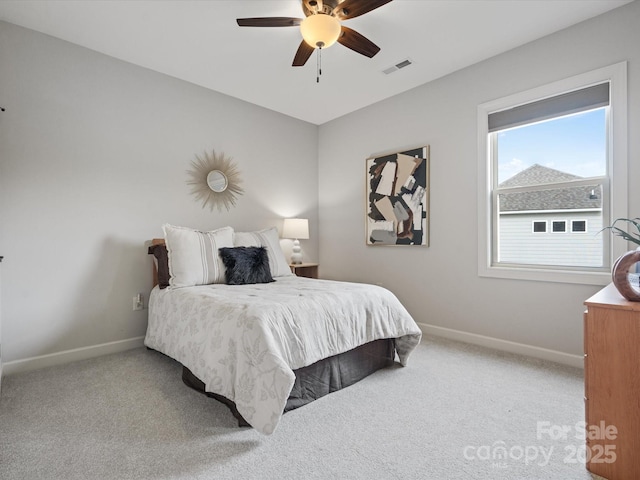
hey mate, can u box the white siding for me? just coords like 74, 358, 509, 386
498, 212, 602, 266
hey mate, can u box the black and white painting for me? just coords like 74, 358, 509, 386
366, 146, 429, 246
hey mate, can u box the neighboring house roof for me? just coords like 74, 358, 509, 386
499, 164, 602, 212
499, 164, 580, 187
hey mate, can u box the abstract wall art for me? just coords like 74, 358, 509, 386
366, 146, 429, 246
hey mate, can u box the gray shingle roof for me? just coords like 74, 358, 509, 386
499, 164, 602, 212
499, 164, 580, 187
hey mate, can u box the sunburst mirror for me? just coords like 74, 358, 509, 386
186, 150, 244, 212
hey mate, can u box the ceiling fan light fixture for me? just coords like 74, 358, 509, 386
300, 14, 341, 48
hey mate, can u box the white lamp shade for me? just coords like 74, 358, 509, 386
283, 218, 309, 240
300, 14, 341, 49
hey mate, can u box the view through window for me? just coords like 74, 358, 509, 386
493, 106, 607, 268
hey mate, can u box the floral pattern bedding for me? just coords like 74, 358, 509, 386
144, 276, 422, 434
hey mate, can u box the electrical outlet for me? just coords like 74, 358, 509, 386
133, 293, 144, 311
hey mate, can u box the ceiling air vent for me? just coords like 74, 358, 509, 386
383, 58, 413, 75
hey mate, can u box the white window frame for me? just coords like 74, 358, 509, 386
477, 62, 627, 285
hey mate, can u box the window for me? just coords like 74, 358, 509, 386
533, 221, 546, 233
494, 91, 606, 267
572, 220, 587, 233
552, 221, 567, 233
478, 62, 628, 285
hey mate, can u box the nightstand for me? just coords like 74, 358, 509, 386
290, 263, 319, 279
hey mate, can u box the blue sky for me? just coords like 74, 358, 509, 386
497, 108, 606, 183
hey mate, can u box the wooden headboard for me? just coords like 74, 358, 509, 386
151, 238, 165, 287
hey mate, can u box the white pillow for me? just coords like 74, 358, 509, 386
233, 227, 293, 277
163, 224, 234, 287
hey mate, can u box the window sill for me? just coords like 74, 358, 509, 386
478, 264, 611, 286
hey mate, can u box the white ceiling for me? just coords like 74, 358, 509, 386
0, 0, 632, 125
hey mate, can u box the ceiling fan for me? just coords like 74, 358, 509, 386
236, 0, 393, 67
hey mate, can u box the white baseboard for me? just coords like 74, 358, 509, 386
2, 336, 146, 376
417, 323, 584, 369
2, 326, 582, 376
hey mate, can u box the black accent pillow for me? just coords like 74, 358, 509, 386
218, 246, 275, 285
148, 244, 170, 289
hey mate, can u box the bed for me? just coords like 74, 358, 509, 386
145, 225, 422, 435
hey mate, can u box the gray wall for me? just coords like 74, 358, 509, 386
0, 21, 318, 363
318, 1, 640, 356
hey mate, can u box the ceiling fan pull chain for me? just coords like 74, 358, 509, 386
316, 47, 322, 83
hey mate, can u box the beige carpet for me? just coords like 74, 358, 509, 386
0, 336, 603, 479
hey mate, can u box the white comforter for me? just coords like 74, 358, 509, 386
144, 276, 422, 435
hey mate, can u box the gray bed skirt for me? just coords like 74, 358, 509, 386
180, 338, 396, 427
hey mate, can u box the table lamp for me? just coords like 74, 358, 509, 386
283, 218, 309, 264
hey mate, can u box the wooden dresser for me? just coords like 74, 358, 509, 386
584, 284, 640, 479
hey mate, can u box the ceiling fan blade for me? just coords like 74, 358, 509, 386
293, 40, 315, 66
338, 26, 380, 58
332, 0, 393, 20
236, 17, 302, 27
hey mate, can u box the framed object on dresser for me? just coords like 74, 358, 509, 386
366, 146, 429, 246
